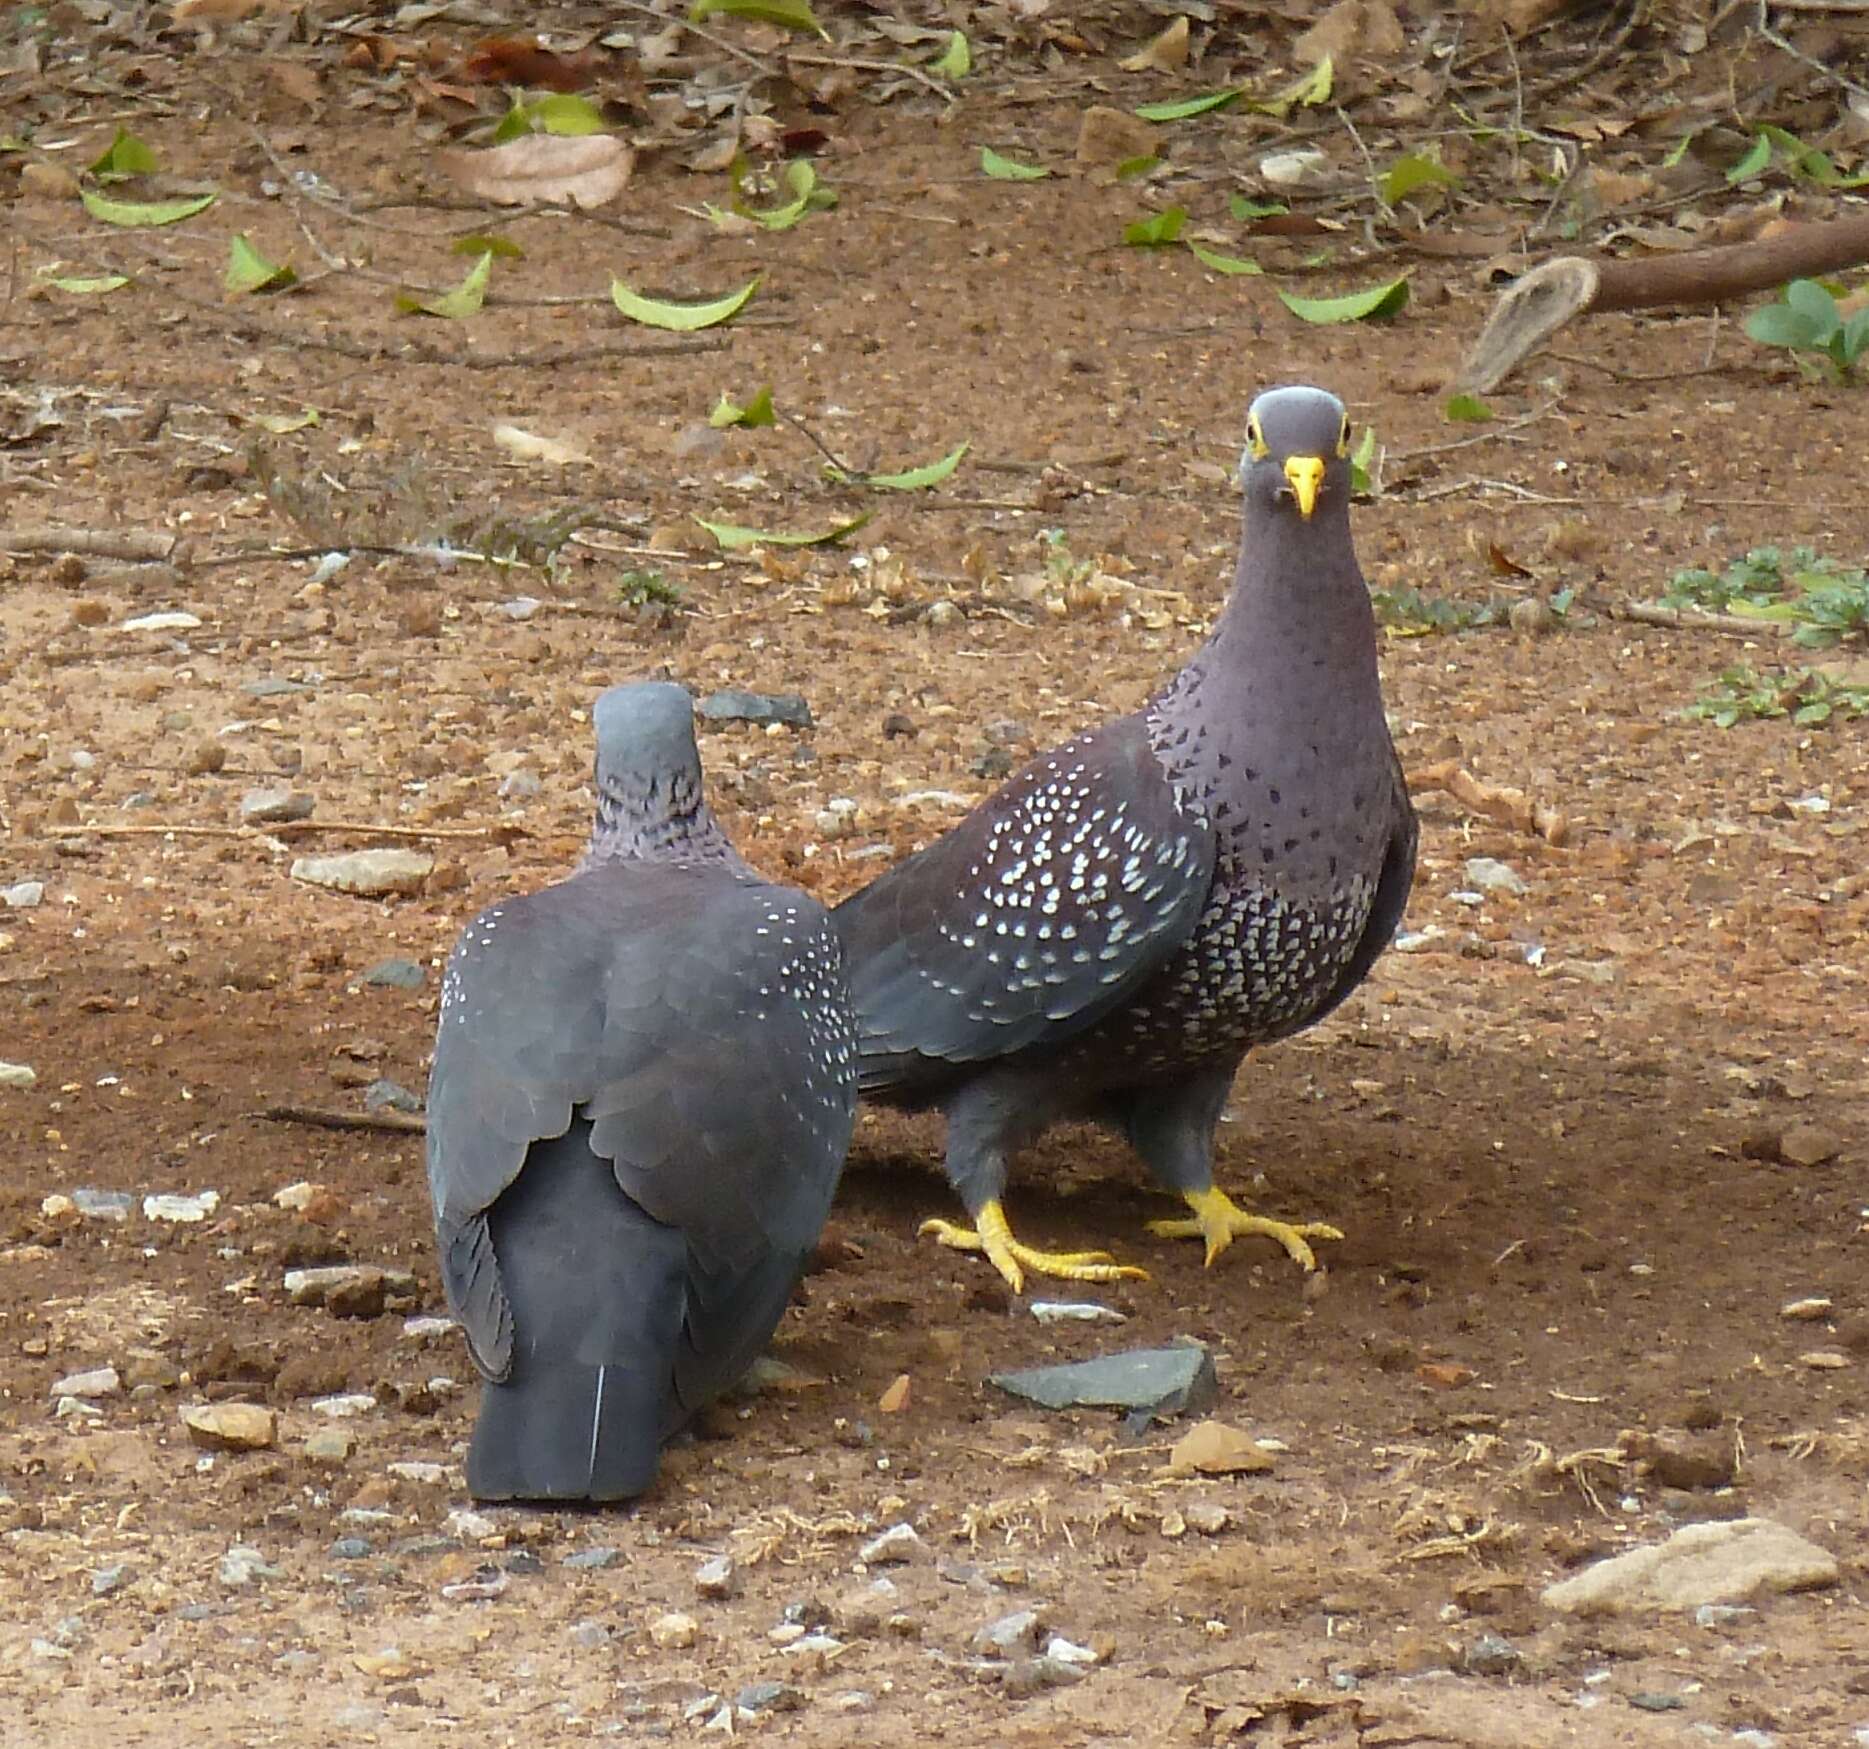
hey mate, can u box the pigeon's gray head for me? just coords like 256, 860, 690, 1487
1239, 386, 1353, 522
592, 682, 702, 793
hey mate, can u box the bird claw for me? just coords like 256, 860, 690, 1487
920, 1207, 1149, 1296
1148, 1187, 1342, 1272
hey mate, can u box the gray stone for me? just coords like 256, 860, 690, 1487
219, 1545, 281, 1587
694, 1555, 737, 1598
699, 689, 813, 728
0, 1061, 37, 1088
735, 1681, 805, 1715
331, 1537, 372, 1559
564, 1547, 620, 1571
240, 786, 314, 825
91, 1563, 132, 1597
359, 958, 425, 990
2, 880, 45, 909
858, 1523, 925, 1565
497, 769, 542, 801
971, 1609, 1044, 1658
243, 677, 313, 699
568, 1620, 611, 1650
1541, 1518, 1839, 1615
364, 1077, 424, 1113
51, 1365, 121, 1399
999, 1655, 1087, 1696
290, 849, 433, 898
990, 1343, 1218, 1420
1462, 1631, 1523, 1676
71, 1188, 133, 1221
1463, 856, 1527, 896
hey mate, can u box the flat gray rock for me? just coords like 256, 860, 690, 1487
291, 849, 433, 897
359, 958, 425, 989
699, 688, 813, 728
989, 1343, 1217, 1420
1541, 1517, 1839, 1615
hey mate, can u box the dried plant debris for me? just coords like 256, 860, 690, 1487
248, 444, 593, 567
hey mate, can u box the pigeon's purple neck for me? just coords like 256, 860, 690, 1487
587, 768, 749, 873
1153, 492, 1380, 733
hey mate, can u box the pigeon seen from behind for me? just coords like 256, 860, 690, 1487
426, 682, 857, 1501
834, 385, 1417, 1293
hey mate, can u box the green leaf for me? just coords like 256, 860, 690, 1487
1841, 306, 1869, 363
610, 274, 760, 331
490, 92, 608, 143
252, 410, 320, 435
80, 189, 217, 228
735, 159, 835, 231
689, 0, 825, 35
1250, 55, 1332, 119
453, 233, 525, 259
1134, 89, 1239, 123
1379, 152, 1459, 206
1185, 240, 1261, 275
981, 146, 1049, 181
696, 512, 871, 549
1661, 130, 1698, 169
88, 126, 157, 179
1229, 195, 1289, 221
1744, 302, 1830, 350
44, 274, 130, 295
932, 29, 970, 77
224, 234, 298, 295
1784, 277, 1841, 330
395, 249, 491, 318
1278, 276, 1410, 324
1442, 393, 1493, 423
1726, 133, 1771, 183
1350, 424, 1379, 496
1123, 205, 1187, 247
863, 441, 969, 491
1114, 154, 1161, 180
708, 385, 776, 429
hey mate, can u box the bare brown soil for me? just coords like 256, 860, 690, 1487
2, 8, 1867, 1746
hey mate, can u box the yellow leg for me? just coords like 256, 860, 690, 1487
920, 1198, 1150, 1296
1147, 1185, 1342, 1272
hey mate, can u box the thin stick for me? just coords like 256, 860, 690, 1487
253, 1105, 426, 1135
46, 820, 526, 842
1391, 400, 1559, 465
785, 51, 956, 104
2, 527, 180, 560
1610, 601, 1783, 638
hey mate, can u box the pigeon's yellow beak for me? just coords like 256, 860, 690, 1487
1283, 454, 1325, 519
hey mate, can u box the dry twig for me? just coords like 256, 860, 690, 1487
253, 1105, 425, 1135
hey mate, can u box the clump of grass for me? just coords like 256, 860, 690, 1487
1663, 547, 1869, 648
1686, 664, 1869, 728
617, 568, 683, 608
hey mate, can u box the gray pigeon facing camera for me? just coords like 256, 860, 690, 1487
834, 386, 1417, 1293
426, 682, 857, 1502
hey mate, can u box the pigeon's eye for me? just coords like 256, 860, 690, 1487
1337, 415, 1352, 458
1245, 416, 1268, 460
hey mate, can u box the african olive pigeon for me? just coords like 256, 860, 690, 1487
426, 682, 857, 1500
833, 386, 1416, 1292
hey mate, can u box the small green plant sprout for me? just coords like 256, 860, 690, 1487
1039, 528, 1096, 590
1686, 664, 1869, 728
617, 568, 684, 608
1663, 547, 1869, 648
1744, 279, 1869, 382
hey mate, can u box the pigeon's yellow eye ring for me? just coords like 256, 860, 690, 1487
1246, 416, 1268, 460
1337, 415, 1352, 458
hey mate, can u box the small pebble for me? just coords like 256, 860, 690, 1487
359, 959, 425, 990
219, 1545, 281, 1588
858, 1523, 925, 1565
649, 1611, 699, 1650
91, 1564, 132, 1597
331, 1537, 373, 1560
444, 1508, 497, 1542
0, 1061, 38, 1088
386, 1461, 446, 1485
311, 1393, 379, 1418
240, 787, 314, 825
182, 1403, 277, 1451
51, 1366, 121, 1399
1, 881, 44, 908
364, 1077, 423, 1113
694, 1555, 738, 1599
144, 1190, 220, 1223
291, 849, 434, 898
1780, 1297, 1832, 1321
497, 769, 542, 801
568, 1620, 611, 1650
71, 1188, 132, 1220
972, 1609, 1043, 1657
564, 1547, 620, 1571
301, 1428, 354, 1466
699, 689, 812, 728
734, 1681, 805, 1715
1463, 857, 1527, 896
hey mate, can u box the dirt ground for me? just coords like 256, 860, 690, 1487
2, 5, 1867, 1745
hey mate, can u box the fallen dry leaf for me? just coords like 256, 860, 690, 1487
1168, 1419, 1274, 1476
878, 1373, 912, 1413
1075, 106, 1158, 178
1296, 0, 1404, 64
460, 35, 601, 91
492, 424, 594, 467
1120, 16, 1189, 73
1415, 1362, 1477, 1390
441, 134, 634, 210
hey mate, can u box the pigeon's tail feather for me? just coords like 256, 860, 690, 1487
468, 1355, 664, 1503
468, 1120, 688, 1503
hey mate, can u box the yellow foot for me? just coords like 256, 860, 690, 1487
920, 1198, 1149, 1297
1147, 1185, 1342, 1272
